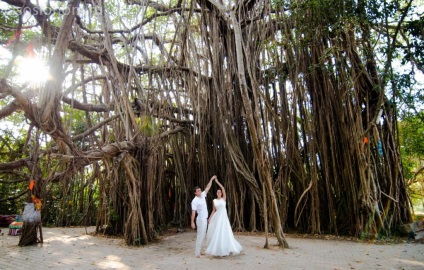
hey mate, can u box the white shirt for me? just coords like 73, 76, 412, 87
191, 191, 208, 219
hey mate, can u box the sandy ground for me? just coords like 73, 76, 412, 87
0, 226, 423, 270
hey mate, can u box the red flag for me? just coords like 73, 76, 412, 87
29, 180, 35, 190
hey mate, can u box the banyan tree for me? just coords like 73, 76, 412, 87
0, 0, 418, 246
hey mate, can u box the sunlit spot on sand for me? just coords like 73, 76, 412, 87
45, 233, 92, 244
395, 258, 424, 267
97, 255, 131, 270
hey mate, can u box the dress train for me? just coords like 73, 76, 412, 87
206, 199, 243, 256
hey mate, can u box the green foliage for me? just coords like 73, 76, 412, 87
399, 111, 424, 214
403, 16, 424, 71
62, 105, 91, 135
109, 207, 119, 222
399, 112, 423, 184
0, 126, 27, 160
365, 0, 398, 22
392, 71, 424, 115
0, 129, 29, 214
0, 6, 19, 28
399, 111, 424, 157
138, 115, 160, 137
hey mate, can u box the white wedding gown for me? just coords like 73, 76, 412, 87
206, 199, 243, 256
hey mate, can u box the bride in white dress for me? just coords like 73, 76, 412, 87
206, 178, 243, 256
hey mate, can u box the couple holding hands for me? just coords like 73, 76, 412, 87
191, 175, 243, 258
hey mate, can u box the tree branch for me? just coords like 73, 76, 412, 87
0, 189, 28, 202
72, 115, 120, 141
0, 100, 19, 119
62, 96, 111, 112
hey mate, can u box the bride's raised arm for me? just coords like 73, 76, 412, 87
214, 178, 226, 200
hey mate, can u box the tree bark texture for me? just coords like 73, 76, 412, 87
0, 0, 413, 246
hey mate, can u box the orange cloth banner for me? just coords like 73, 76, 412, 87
29, 180, 35, 190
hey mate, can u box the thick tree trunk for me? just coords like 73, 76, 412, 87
229, 9, 289, 248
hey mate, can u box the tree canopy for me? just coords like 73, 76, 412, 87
0, 0, 422, 246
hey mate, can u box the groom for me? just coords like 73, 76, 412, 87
191, 175, 215, 258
